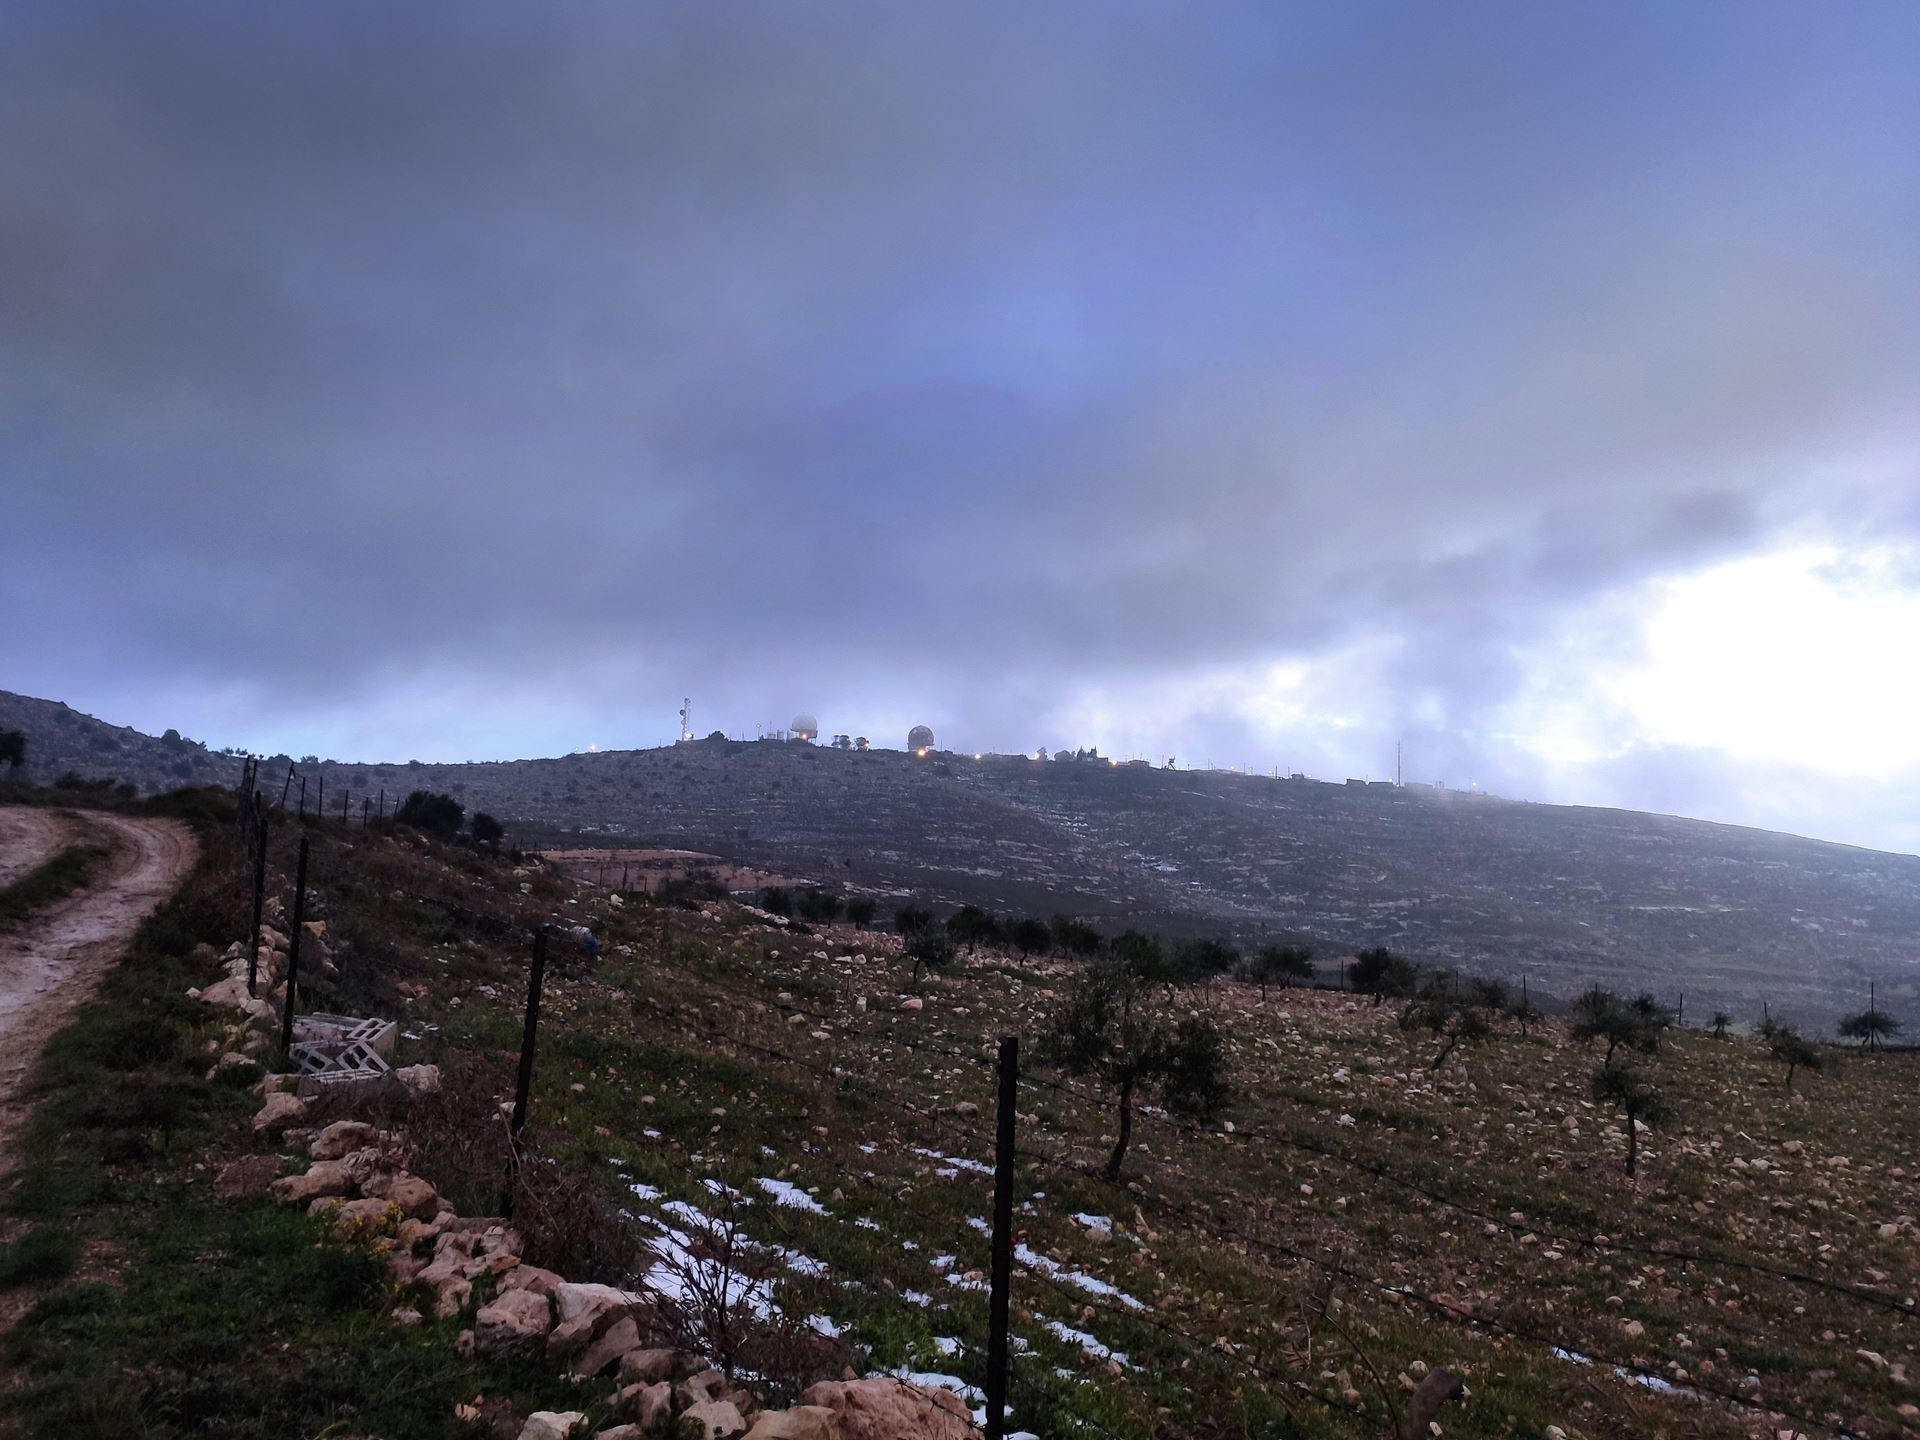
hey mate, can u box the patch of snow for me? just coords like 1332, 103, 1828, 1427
886, 1368, 985, 1427
1015, 1243, 1145, 1310
756, 1177, 829, 1214
1040, 1314, 1130, 1366
912, 1146, 993, 1176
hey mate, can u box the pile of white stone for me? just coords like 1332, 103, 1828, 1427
247, 1101, 973, 1440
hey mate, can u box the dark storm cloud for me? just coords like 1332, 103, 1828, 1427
3, 2, 1917, 843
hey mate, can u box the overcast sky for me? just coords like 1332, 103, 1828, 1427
4, 3, 1917, 850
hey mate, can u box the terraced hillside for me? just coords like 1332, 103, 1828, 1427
6, 690, 1917, 1028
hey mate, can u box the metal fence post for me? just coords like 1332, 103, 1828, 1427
986, 1034, 1019, 1440
247, 795, 268, 996
279, 836, 309, 1056
298, 775, 307, 817
504, 926, 551, 1218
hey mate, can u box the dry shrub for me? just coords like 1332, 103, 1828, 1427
296, 1052, 521, 1219
646, 1194, 848, 1403
508, 1151, 634, 1284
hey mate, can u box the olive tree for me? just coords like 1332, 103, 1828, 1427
1040, 954, 1231, 1180
1838, 1006, 1902, 1053
905, 925, 956, 984
1572, 987, 1666, 1064
1007, 917, 1053, 958
893, 903, 934, 937
1591, 1063, 1668, 1177
1247, 943, 1314, 999
395, 789, 464, 839
1350, 946, 1420, 1003
1760, 1019, 1824, 1090
1400, 985, 1493, 1070
947, 905, 1002, 953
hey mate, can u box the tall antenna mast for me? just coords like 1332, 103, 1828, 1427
678, 698, 693, 743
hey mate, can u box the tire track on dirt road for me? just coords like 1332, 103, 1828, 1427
0, 807, 199, 1171
0, 806, 90, 891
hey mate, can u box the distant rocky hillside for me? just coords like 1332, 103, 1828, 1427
0, 690, 240, 794
7, 689, 1916, 1026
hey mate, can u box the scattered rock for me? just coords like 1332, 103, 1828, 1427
500, 1265, 567, 1298
214, 1154, 284, 1199
309, 1120, 380, 1161
516, 1412, 585, 1440
800, 1379, 973, 1440
435, 1275, 474, 1319
576, 1315, 643, 1377
475, 1288, 553, 1358
682, 1399, 747, 1439
252, 1091, 309, 1136
363, 1172, 440, 1219
617, 1348, 685, 1384
742, 1406, 836, 1440
269, 1159, 357, 1205
616, 1380, 672, 1429
678, 1370, 728, 1409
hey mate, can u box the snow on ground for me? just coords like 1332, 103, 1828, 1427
911, 1146, 994, 1176
887, 1367, 987, 1426
1039, 1312, 1130, 1366
1015, 1242, 1147, 1309
1553, 1347, 1698, 1399
756, 1176, 829, 1214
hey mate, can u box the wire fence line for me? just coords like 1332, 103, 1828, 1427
232, 793, 1855, 1438
639, 941, 1912, 1332
618, 955, 1851, 1437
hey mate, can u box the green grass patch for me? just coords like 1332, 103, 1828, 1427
0, 842, 110, 926
0, 1225, 80, 1289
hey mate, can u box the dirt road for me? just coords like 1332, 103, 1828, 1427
0, 806, 85, 890
0, 807, 198, 1168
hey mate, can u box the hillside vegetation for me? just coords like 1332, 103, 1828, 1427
2, 791, 1912, 1439
4, 691, 1918, 1031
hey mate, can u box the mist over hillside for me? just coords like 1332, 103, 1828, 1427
7, 688, 1916, 1028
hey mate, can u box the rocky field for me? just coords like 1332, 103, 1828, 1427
2, 793, 1912, 1439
